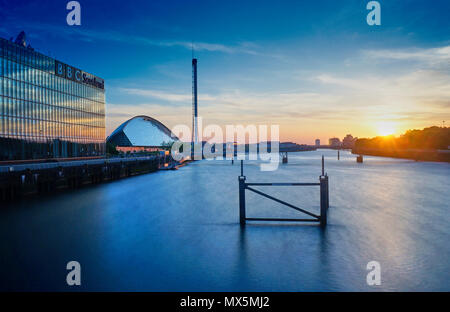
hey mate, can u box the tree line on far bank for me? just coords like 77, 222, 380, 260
355, 126, 450, 151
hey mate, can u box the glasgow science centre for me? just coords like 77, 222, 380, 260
0, 32, 106, 161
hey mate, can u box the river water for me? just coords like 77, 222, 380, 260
0, 149, 449, 291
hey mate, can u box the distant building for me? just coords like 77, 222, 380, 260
329, 137, 341, 148
315, 139, 320, 146
342, 134, 357, 149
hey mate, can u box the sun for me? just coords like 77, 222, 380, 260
376, 121, 396, 136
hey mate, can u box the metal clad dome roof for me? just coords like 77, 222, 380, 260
107, 116, 178, 147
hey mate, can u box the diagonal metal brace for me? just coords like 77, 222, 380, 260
245, 186, 320, 219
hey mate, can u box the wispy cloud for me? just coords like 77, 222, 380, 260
4, 18, 261, 55
362, 45, 450, 67
119, 88, 191, 102
315, 70, 450, 100
118, 88, 217, 102
111, 87, 353, 124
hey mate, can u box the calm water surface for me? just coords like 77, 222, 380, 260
1, 150, 449, 291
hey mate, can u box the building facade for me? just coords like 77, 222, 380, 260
0, 34, 105, 161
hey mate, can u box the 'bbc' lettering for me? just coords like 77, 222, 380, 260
67, 66, 73, 79
54, 60, 105, 89
57, 62, 65, 76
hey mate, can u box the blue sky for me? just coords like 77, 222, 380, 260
1, 0, 449, 143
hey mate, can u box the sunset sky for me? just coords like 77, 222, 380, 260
1, 0, 449, 144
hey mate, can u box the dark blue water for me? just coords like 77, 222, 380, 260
1, 150, 449, 291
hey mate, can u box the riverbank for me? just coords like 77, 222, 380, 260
352, 147, 450, 162
0, 156, 176, 201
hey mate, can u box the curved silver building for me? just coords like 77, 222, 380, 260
107, 115, 178, 152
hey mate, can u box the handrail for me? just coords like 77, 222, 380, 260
246, 182, 320, 186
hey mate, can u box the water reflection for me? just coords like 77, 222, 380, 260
0, 150, 449, 291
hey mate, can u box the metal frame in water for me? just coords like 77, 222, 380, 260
238, 156, 329, 226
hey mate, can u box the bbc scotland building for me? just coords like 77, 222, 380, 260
0, 32, 105, 161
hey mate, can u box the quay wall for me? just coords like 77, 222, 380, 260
0, 156, 167, 201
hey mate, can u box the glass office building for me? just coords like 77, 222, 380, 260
0, 34, 105, 161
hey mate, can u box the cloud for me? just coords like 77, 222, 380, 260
315, 74, 372, 91
119, 88, 191, 102
5, 18, 261, 55
315, 70, 450, 101
111, 87, 352, 124
118, 88, 217, 103
362, 45, 450, 67
163, 41, 236, 54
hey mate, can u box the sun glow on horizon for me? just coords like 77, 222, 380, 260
376, 121, 397, 137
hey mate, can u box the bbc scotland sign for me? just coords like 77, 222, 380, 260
55, 60, 104, 90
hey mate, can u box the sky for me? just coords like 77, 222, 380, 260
0, 0, 449, 144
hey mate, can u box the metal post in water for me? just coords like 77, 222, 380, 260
239, 177, 246, 226
321, 155, 325, 176
338, 150, 340, 160
326, 174, 329, 210
320, 175, 329, 227
282, 152, 288, 164
239, 159, 246, 226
